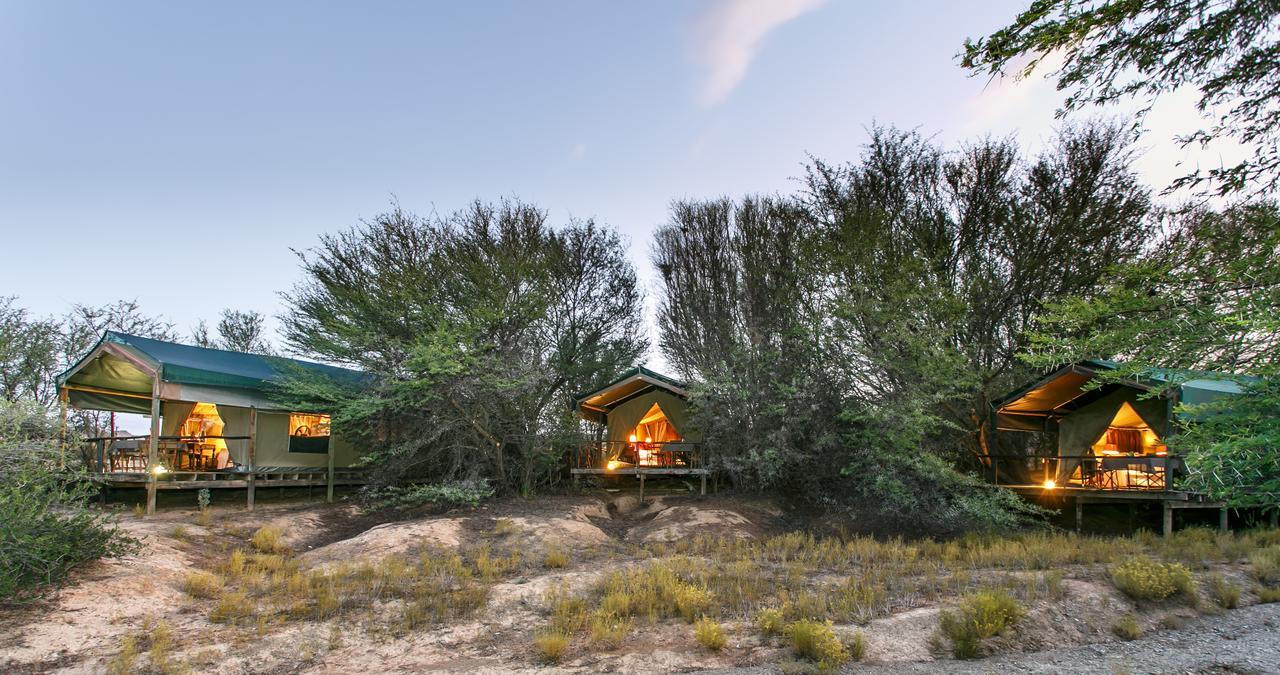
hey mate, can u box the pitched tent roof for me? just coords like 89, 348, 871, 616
57, 331, 365, 414
575, 366, 689, 418
993, 359, 1251, 432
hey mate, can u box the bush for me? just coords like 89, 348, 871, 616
361, 479, 495, 510
1110, 556, 1193, 601
533, 631, 569, 664
694, 616, 727, 651
1206, 573, 1241, 609
0, 401, 136, 603
757, 607, 786, 637
847, 630, 867, 661
785, 619, 849, 671
1111, 614, 1142, 640
937, 589, 1024, 659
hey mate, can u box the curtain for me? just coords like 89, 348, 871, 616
160, 401, 196, 437
1107, 428, 1143, 454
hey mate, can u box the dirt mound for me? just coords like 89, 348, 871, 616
625, 504, 758, 543
302, 517, 466, 564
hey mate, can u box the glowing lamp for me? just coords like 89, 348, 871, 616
628, 434, 637, 443
151, 465, 169, 476
644, 437, 652, 444
1042, 479, 1056, 490
606, 460, 620, 471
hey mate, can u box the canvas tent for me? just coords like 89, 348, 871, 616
576, 366, 699, 444
57, 331, 367, 471
994, 359, 1248, 484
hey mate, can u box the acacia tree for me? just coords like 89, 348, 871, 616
963, 0, 1280, 196
281, 200, 646, 493
193, 309, 274, 354
1025, 203, 1280, 509
807, 123, 1151, 469
0, 297, 61, 405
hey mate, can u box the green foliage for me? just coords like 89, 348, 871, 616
1206, 573, 1241, 609
963, 1, 1280, 196
280, 200, 646, 494
654, 124, 1147, 533
1026, 204, 1280, 509
1250, 546, 1280, 585
937, 589, 1024, 659
1110, 556, 1193, 601
361, 479, 495, 510
784, 619, 849, 671
0, 400, 136, 604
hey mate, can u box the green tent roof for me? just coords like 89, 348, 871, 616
58, 331, 366, 392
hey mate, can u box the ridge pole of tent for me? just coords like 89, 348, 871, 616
146, 378, 160, 515
326, 428, 335, 503
247, 407, 257, 511
57, 387, 69, 469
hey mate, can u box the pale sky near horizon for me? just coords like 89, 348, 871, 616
0, 1, 1247, 368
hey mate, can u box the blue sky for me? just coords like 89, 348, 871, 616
0, 1, 1234, 363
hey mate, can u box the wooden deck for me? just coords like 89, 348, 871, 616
1001, 483, 1228, 536
104, 468, 369, 491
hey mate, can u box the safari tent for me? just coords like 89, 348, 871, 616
993, 359, 1247, 490
572, 366, 707, 491
57, 331, 369, 512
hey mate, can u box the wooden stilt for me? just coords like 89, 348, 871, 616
145, 380, 160, 516
1162, 501, 1173, 537
246, 407, 257, 511
639, 473, 645, 504
326, 430, 335, 503
1075, 499, 1083, 533
700, 473, 707, 497
1219, 507, 1229, 533
1271, 508, 1278, 529
57, 388, 69, 469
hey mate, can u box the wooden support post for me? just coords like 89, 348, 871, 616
572, 472, 580, 493
700, 473, 707, 497
638, 472, 645, 504
57, 388, 69, 469
1219, 508, 1229, 533
1271, 508, 1278, 529
326, 430, 335, 503
145, 380, 160, 516
246, 407, 257, 511
1162, 501, 1173, 537
1075, 499, 1083, 533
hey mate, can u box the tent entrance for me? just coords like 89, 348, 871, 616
630, 402, 683, 467
1089, 401, 1168, 457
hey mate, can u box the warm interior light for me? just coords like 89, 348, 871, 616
644, 437, 652, 444
1043, 479, 1056, 490
152, 465, 169, 476
606, 460, 620, 471
628, 434, 637, 443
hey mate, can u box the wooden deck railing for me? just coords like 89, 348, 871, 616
979, 453, 1186, 491
575, 440, 703, 471
80, 435, 251, 474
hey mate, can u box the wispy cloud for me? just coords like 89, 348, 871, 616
691, 0, 828, 107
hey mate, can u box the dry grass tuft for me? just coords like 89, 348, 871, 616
534, 631, 569, 664
588, 611, 631, 648
181, 571, 223, 599
1249, 546, 1280, 585
250, 525, 288, 554
493, 518, 518, 535
1206, 573, 1241, 609
544, 547, 570, 569
784, 619, 848, 672
1111, 614, 1142, 640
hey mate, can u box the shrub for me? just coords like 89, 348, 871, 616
544, 548, 569, 569
694, 617, 727, 651
533, 632, 569, 664
1206, 573, 1241, 609
1110, 556, 1193, 601
361, 479, 494, 510
1111, 614, 1142, 640
250, 525, 288, 554
757, 607, 786, 637
1257, 586, 1280, 603
938, 589, 1024, 659
0, 401, 137, 603
785, 619, 849, 671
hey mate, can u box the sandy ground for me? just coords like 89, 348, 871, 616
0, 491, 1275, 674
